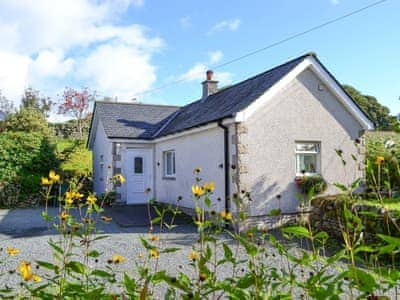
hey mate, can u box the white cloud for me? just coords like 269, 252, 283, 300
178, 50, 233, 85
180, 16, 192, 29
208, 19, 241, 35
30, 50, 74, 78
79, 44, 156, 99
0, 0, 161, 108
0, 51, 30, 100
208, 50, 223, 64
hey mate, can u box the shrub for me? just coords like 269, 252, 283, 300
365, 131, 400, 195
295, 174, 327, 195
0, 132, 58, 206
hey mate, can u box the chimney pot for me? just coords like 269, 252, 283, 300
201, 70, 218, 101
206, 70, 213, 80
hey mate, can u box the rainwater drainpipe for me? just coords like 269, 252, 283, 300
217, 120, 230, 214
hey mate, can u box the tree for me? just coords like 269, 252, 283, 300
344, 85, 397, 130
21, 87, 53, 117
4, 107, 53, 137
0, 90, 14, 114
58, 88, 95, 138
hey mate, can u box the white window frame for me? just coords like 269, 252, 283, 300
295, 142, 321, 176
163, 150, 176, 178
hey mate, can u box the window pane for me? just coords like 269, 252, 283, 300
297, 154, 317, 173
164, 151, 176, 176
134, 157, 143, 174
296, 143, 319, 153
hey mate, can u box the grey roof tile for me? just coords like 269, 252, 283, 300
157, 54, 309, 136
95, 102, 180, 139
94, 53, 362, 140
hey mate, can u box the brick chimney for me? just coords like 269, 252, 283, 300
202, 70, 218, 101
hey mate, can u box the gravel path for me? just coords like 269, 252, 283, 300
0, 208, 398, 299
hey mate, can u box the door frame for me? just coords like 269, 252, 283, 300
123, 148, 154, 204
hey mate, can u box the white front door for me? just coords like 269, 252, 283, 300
125, 148, 152, 204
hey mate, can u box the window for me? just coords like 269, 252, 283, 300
163, 150, 176, 177
134, 157, 143, 174
295, 142, 320, 175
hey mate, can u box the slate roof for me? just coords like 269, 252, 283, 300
158, 53, 309, 137
92, 52, 373, 141
94, 102, 180, 139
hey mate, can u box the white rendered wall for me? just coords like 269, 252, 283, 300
92, 121, 113, 196
154, 126, 227, 212
238, 68, 364, 216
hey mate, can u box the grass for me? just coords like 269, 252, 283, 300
358, 197, 400, 214
56, 138, 92, 177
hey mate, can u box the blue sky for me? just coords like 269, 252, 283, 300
0, 0, 398, 121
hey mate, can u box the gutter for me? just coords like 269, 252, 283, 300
217, 120, 230, 213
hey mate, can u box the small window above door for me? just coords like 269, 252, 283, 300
134, 157, 143, 174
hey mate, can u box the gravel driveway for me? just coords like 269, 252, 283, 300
0, 207, 398, 299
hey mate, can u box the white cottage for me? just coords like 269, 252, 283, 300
88, 53, 374, 217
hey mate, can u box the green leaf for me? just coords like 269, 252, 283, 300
268, 208, 281, 216
333, 183, 348, 192
65, 261, 86, 274
236, 274, 254, 289
351, 178, 361, 190
87, 250, 102, 258
161, 247, 180, 253
36, 261, 59, 273
91, 269, 113, 278
204, 197, 211, 208
377, 234, 400, 248
282, 226, 311, 239
48, 239, 63, 255
151, 216, 161, 224
124, 273, 137, 295
222, 243, 233, 260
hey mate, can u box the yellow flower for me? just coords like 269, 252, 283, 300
192, 185, 205, 197
203, 182, 215, 193
113, 174, 126, 184
87, 194, 97, 205
376, 156, 385, 165
112, 254, 125, 264
101, 216, 113, 223
18, 261, 33, 281
220, 211, 232, 221
193, 167, 202, 174
149, 235, 160, 242
18, 261, 41, 282
189, 250, 200, 261
7, 246, 20, 256
41, 177, 51, 185
32, 274, 42, 282
60, 210, 69, 221
65, 192, 74, 205
149, 249, 160, 259
49, 170, 60, 183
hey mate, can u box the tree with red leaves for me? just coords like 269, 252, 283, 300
58, 88, 95, 138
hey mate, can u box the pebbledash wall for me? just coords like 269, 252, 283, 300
154, 124, 237, 213
237, 68, 365, 216
92, 121, 113, 195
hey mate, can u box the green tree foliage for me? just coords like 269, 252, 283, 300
0, 132, 58, 203
4, 107, 53, 137
0, 107, 58, 206
344, 85, 398, 130
0, 90, 14, 114
21, 87, 53, 117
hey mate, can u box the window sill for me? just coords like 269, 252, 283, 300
163, 176, 176, 180
296, 173, 319, 177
